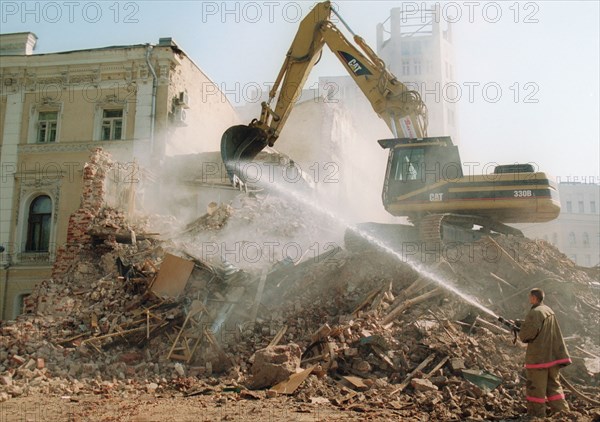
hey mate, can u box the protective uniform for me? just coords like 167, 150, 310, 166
518, 303, 571, 418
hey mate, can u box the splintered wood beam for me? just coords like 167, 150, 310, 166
388, 276, 431, 309
351, 286, 383, 316
483, 236, 528, 274
382, 288, 443, 325
490, 272, 517, 289
424, 356, 449, 379
474, 316, 509, 335
81, 326, 147, 344
268, 325, 288, 348
391, 353, 436, 394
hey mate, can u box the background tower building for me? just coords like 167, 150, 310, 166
376, 4, 459, 142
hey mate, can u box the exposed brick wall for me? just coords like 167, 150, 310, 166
51, 148, 114, 280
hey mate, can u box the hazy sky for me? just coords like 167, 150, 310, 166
1, 1, 599, 181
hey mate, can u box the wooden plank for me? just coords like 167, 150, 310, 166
423, 356, 449, 379
474, 316, 509, 335
343, 375, 368, 390
382, 288, 442, 325
575, 345, 600, 359
483, 236, 528, 274
371, 344, 399, 371
391, 353, 436, 394
490, 272, 517, 289
270, 365, 315, 395
151, 253, 195, 298
300, 353, 328, 365
387, 276, 430, 309
310, 323, 331, 343
58, 331, 90, 344
81, 326, 146, 344
268, 325, 288, 348
427, 310, 458, 344
351, 286, 383, 316
146, 310, 150, 339
167, 300, 204, 361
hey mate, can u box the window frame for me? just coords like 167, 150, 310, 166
28, 104, 62, 144
413, 59, 422, 75
94, 99, 128, 142
100, 108, 124, 141
25, 195, 52, 252
401, 59, 410, 76
36, 111, 58, 143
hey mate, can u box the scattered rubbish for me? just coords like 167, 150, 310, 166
151, 253, 195, 298
461, 369, 503, 391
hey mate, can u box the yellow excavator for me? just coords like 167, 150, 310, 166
221, 1, 560, 242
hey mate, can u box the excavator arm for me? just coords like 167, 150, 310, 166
221, 1, 427, 174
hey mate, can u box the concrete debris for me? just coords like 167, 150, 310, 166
411, 378, 438, 392
248, 344, 302, 390
1, 149, 599, 421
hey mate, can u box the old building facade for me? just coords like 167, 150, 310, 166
0, 32, 239, 319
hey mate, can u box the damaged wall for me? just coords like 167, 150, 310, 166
51, 149, 116, 280
0, 35, 240, 319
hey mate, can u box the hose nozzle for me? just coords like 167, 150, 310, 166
498, 316, 521, 344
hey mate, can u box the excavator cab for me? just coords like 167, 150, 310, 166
380, 137, 462, 210
379, 136, 560, 241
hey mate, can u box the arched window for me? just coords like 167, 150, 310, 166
26, 195, 51, 252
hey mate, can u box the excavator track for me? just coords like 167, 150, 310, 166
415, 214, 524, 243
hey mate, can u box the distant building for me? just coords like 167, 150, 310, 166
0, 32, 238, 319
519, 182, 600, 267
377, 4, 459, 142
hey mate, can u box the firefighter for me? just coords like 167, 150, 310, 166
518, 288, 571, 418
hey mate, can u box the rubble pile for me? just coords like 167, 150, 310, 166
1, 149, 599, 420
181, 193, 341, 270
225, 245, 599, 420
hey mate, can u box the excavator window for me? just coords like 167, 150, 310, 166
391, 148, 425, 181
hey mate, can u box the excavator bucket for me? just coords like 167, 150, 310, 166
220, 125, 268, 180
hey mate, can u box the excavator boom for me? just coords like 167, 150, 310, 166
220, 1, 560, 242
221, 1, 427, 173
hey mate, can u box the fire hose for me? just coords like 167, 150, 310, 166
497, 316, 600, 406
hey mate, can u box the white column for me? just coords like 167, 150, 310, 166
0, 93, 24, 264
